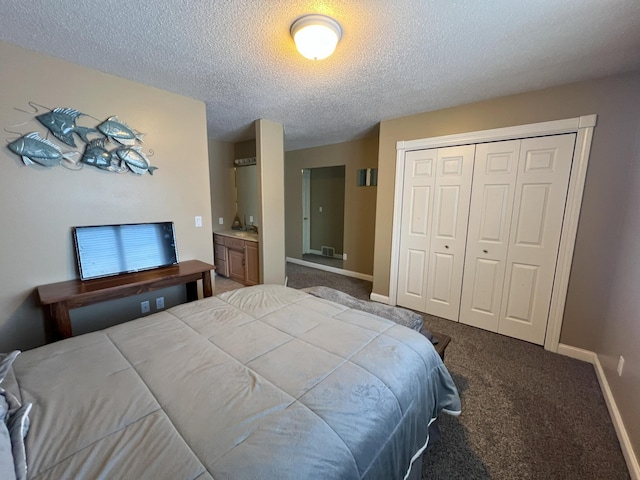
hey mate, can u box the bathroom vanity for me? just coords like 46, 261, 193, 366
214, 230, 259, 286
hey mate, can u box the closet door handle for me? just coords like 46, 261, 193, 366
444, 245, 449, 249
483, 249, 488, 254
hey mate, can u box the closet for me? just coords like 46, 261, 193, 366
396, 133, 576, 345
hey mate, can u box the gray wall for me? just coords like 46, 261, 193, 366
372, 71, 640, 460
0, 41, 213, 350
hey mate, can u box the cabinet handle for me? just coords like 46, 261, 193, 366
445, 245, 449, 249
483, 249, 488, 254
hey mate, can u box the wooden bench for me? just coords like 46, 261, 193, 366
422, 328, 451, 361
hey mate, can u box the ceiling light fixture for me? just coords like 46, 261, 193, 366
290, 14, 342, 60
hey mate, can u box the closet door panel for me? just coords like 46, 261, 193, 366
396, 149, 436, 311
425, 145, 475, 320
498, 134, 576, 344
459, 140, 520, 331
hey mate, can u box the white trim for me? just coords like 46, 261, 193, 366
286, 257, 373, 281
557, 344, 640, 479
544, 125, 594, 352
369, 292, 390, 304
389, 115, 597, 351
556, 343, 597, 363
396, 116, 588, 151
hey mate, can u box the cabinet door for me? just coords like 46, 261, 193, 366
228, 248, 245, 283
460, 140, 520, 332
245, 242, 259, 286
425, 145, 475, 321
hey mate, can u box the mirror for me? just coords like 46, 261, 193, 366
235, 164, 259, 228
301, 166, 345, 269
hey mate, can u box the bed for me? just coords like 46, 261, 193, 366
1, 284, 460, 480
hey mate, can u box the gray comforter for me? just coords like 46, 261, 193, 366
4, 285, 460, 479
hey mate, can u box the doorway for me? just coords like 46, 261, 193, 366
301, 166, 345, 269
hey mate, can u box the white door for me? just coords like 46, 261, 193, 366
497, 134, 575, 344
425, 145, 475, 320
459, 140, 521, 331
396, 149, 437, 312
459, 134, 575, 345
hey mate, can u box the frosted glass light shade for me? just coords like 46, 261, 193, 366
291, 14, 342, 60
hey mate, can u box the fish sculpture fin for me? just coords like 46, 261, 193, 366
147, 166, 158, 175
21, 156, 34, 166
25, 132, 62, 152
135, 132, 145, 143
62, 151, 79, 161
53, 107, 84, 119
75, 126, 101, 144
88, 138, 106, 148
51, 130, 77, 147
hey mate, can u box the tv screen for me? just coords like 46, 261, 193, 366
73, 222, 179, 280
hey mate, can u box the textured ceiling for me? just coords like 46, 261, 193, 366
1, 1, 639, 151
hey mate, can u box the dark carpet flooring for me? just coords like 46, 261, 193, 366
284, 262, 630, 480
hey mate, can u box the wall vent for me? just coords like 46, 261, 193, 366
321, 246, 335, 257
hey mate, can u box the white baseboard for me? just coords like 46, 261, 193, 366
286, 257, 373, 282
558, 343, 639, 479
369, 292, 390, 304
556, 343, 597, 363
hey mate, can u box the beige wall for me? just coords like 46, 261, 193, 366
256, 119, 286, 284
372, 71, 640, 460
0, 41, 213, 351
208, 139, 235, 231
285, 136, 378, 275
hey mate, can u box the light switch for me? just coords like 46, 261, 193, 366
319, 206, 323, 212
218, 217, 224, 225
195, 216, 202, 227
249, 216, 253, 223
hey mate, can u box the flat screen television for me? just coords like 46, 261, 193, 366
73, 222, 179, 280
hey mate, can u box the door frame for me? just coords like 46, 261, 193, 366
387, 115, 597, 353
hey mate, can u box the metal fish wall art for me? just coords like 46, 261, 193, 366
6, 104, 157, 176
113, 145, 157, 175
36, 107, 85, 147
97, 116, 145, 145
8, 132, 77, 167
80, 138, 112, 168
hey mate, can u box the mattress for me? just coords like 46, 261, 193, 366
3, 285, 460, 479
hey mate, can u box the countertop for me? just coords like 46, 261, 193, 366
214, 229, 259, 243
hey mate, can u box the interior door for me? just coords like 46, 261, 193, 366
497, 134, 575, 344
459, 140, 521, 331
396, 149, 437, 311
424, 145, 475, 320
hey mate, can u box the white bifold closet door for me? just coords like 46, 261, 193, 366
396, 145, 475, 319
459, 134, 576, 344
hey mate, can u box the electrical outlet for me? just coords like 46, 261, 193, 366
141, 300, 150, 314
249, 215, 253, 223
195, 216, 202, 227
617, 356, 625, 376
156, 297, 165, 310
218, 217, 224, 225
343, 253, 347, 260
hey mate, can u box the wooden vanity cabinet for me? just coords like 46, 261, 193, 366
214, 233, 259, 286
245, 241, 259, 286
